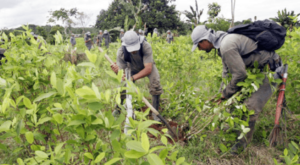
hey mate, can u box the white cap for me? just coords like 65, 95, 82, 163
86, 31, 91, 35
121, 29, 124, 32
104, 30, 108, 34
167, 30, 171, 33
99, 30, 102, 33
122, 31, 141, 52
191, 25, 210, 52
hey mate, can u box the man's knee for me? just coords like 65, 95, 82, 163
149, 79, 163, 95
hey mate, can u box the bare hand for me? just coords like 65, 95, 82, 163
110, 62, 119, 74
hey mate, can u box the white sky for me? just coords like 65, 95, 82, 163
0, 0, 299, 29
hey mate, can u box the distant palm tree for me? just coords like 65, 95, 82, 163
183, 0, 205, 25
270, 8, 300, 29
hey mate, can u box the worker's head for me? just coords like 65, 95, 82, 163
122, 31, 141, 53
191, 25, 214, 52
121, 29, 124, 34
138, 29, 143, 35
99, 30, 102, 34
167, 30, 171, 34
86, 31, 91, 37
104, 30, 108, 34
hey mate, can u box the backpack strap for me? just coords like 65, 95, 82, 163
123, 36, 145, 63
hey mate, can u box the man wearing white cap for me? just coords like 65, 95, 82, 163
102, 30, 111, 48
120, 29, 125, 40
138, 29, 144, 36
97, 30, 103, 47
166, 30, 173, 43
110, 31, 163, 121
153, 28, 159, 37
70, 33, 76, 47
191, 25, 282, 154
84, 31, 93, 50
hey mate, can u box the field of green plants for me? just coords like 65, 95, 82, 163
0, 25, 300, 165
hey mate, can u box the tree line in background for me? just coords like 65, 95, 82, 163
1, 0, 299, 44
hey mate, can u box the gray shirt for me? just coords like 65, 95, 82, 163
219, 34, 276, 99
84, 35, 93, 47
120, 33, 124, 40
117, 39, 153, 72
70, 36, 76, 45
97, 34, 103, 43
167, 33, 173, 43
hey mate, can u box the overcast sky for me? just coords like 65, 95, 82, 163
1, 0, 299, 29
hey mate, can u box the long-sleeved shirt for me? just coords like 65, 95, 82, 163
219, 34, 277, 99
70, 36, 76, 46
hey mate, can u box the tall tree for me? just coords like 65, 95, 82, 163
207, 2, 221, 23
95, 0, 184, 36
184, 0, 204, 26
77, 12, 90, 35
47, 8, 78, 37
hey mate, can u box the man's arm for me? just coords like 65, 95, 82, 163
222, 49, 247, 99
132, 63, 152, 81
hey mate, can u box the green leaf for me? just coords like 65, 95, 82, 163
77, 62, 96, 68
0, 120, 12, 133
147, 153, 164, 165
76, 86, 96, 98
50, 72, 56, 88
68, 120, 85, 127
161, 136, 168, 146
53, 113, 63, 124
37, 117, 52, 125
104, 158, 122, 165
141, 133, 150, 152
94, 152, 105, 163
149, 146, 166, 153
34, 91, 56, 102
17, 158, 25, 165
54, 142, 65, 155
124, 150, 147, 159
84, 152, 94, 160
85, 50, 97, 64
284, 148, 288, 156
176, 157, 185, 165
159, 149, 168, 159
56, 78, 65, 96
169, 150, 178, 161
92, 83, 101, 100
23, 97, 32, 109
25, 131, 34, 144
91, 118, 103, 125
35, 150, 48, 159
219, 143, 228, 153
110, 130, 120, 141
138, 120, 160, 131
0, 142, 7, 151
126, 141, 146, 152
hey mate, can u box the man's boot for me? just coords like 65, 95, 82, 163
231, 120, 256, 155
152, 95, 161, 122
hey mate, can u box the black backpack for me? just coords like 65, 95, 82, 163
228, 19, 286, 51
122, 36, 146, 63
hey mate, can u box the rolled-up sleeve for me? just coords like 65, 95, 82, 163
116, 47, 127, 70
222, 48, 247, 99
